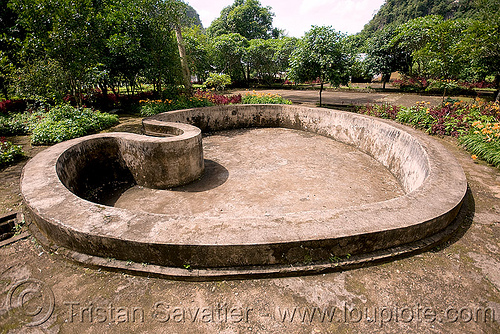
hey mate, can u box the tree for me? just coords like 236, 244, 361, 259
11, 0, 102, 104
244, 37, 297, 84
461, 17, 500, 100
273, 37, 298, 80
0, 0, 25, 99
208, 0, 275, 40
204, 72, 231, 91
101, 1, 148, 96
140, 0, 184, 95
8, 0, 186, 104
183, 25, 214, 82
415, 18, 469, 79
15, 58, 70, 101
163, 0, 193, 92
288, 26, 350, 106
245, 38, 278, 84
212, 33, 249, 84
391, 15, 471, 79
365, 25, 410, 89
461, 0, 500, 100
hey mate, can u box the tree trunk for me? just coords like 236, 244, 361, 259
98, 81, 109, 110
495, 74, 500, 102
0, 78, 9, 100
382, 73, 390, 90
319, 81, 324, 106
247, 63, 250, 85
71, 79, 83, 107
157, 77, 162, 98
110, 85, 119, 106
174, 23, 192, 93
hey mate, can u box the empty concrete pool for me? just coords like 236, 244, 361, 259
21, 105, 468, 279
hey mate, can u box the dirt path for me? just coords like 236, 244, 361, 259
234, 88, 450, 108
0, 96, 499, 333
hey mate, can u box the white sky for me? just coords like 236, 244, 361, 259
186, 0, 385, 37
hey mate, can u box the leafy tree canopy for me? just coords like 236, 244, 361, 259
5, 0, 189, 102
207, 0, 275, 40
365, 24, 410, 88
212, 32, 249, 82
182, 25, 213, 81
288, 26, 350, 105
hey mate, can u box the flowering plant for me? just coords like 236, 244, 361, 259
241, 91, 292, 105
355, 99, 500, 168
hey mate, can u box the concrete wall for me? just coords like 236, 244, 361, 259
57, 122, 204, 202
21, 105, 467, 272
145, 105, 430, 193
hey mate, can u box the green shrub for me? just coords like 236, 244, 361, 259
394, 104, 436, 131
354, 103, 400, 120
459, 119, 500, 168
424, 79, 465, 95
459, 135, 500, 168
460, 134, 500, 168
139, 97, 214, 117
355, 100, 500, 169
0, 112, 42, 136
30, 105, 119, 145
0, 139, 25, 168
204, 73, 231, 91
241, 92, 292, 105
161, 86, 190, 100
140, 100, 174, 117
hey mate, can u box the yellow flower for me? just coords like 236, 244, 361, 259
471, 155, 478, 160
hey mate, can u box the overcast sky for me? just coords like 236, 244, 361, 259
186, 0, 386, 37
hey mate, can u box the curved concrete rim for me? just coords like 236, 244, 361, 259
26, 206, 468, 280
21, 104, 468, 276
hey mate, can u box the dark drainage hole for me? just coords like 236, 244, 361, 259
0, 212, 22, 242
